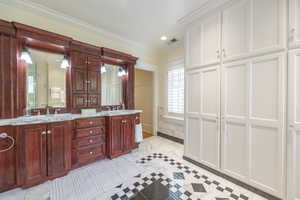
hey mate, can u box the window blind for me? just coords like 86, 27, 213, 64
167, 68, 184, 114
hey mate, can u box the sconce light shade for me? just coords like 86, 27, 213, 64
118, 67, 126, 77
61, 55, 69, 69
101, 64, 107, 74
20, 47, 33, 64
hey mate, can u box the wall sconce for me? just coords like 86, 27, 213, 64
60, 55, 69, 69
101, 64, 107, 74
20, 47, 33, 64
118, 67, 126, 77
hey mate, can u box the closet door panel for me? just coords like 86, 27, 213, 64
186, 24, 202, 68
201, 119, 219, 168
200, 66, 220, 169
186, 70, 201, 114
222, 62, 248, 179
201, 68, 219, 115
251, 58, 279, 120
201, 13, 221, 66
252, 0, 283, 52
289, 0, 300, 48
223, 123, 247, 178
185, 70, 201, 161
287, 50, 300, 200
250, 126, 280, 191
222, 0, 250, 61
249, 54, 285, 197
185, 117, 201, 161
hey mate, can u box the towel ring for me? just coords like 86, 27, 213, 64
0, 133, 15, 153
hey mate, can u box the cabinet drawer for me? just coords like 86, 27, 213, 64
76, 145, 105, 163
76, 118, 105, 128
73, 135, 105, 148
75, 127, 105, 138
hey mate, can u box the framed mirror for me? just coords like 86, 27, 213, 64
101, 64, 124, 106
25, 48, 68, 109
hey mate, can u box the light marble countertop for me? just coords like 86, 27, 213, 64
0, 110, 142, 126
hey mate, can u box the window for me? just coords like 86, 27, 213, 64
167, 68, 184, 114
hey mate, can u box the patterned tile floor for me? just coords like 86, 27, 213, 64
0, 136, 267, 200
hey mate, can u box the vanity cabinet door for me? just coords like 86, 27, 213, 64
87, 55, 101, 71
88, 94, 101, 107
87, 70, 101, 94
21, 124, 47, 188
73, 94, 88, 109
122, 117, 135, 154
72, 68, 87, 93
71, 52, 87, 69
47, 122, 71, 177
108, 116, 123, 158
0, 126, 18, 192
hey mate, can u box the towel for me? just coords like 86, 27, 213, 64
135, 123, 143, 143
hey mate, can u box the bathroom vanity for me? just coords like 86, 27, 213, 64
0, 19, 140, 192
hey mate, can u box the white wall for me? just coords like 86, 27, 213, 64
157, 46, 185, 139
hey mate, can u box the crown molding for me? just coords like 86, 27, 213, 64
1, 0, 151, 51
177, 0, 233, 25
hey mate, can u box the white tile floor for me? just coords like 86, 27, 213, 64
0, 136, 267, 200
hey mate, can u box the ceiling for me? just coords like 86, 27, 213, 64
20, 0, 209, 50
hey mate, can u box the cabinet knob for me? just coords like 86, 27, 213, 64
41, 131, 46, 135
90, 130, 93, 134
89, 121, 93, 125
89, 140, 93, 143
47, 130, 52, 134
89, 151, 93, 155
222, 49, 226, 57
216, 50, 220, 59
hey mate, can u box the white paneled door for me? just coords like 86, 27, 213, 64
186, 23, 202, 69
222, 0, 250, 61
248, 54, 285, 197
221, 60, 249, 180
185, 69, 201, 161
199, 66, 221, 169
252, 0, 285, 54
288, 50, 300, 200
289, 0, 300, 48
185, 65, 221, 169
221, 53, 286, 198
200, 13, 221, 67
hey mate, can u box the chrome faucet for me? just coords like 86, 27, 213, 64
23, 108, 31, 116
46, 106, 52, 115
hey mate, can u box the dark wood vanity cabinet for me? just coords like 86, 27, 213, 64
72, 117, 106, 168
0, 126, 18, 192
107, 114, 137, 159
71, 45, 102, 112
19, 122, 71, 188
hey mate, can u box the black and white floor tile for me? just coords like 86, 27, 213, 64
0, 136, 267, 200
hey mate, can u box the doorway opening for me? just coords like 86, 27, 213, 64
134, 69, 154, 139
